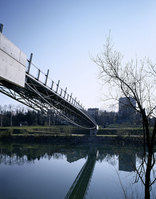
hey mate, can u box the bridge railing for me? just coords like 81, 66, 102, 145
26, 59, 85, 111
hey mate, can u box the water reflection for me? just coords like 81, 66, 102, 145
0, 142, 155, 199
65, 147, 97, 199
119, 152, 136, 172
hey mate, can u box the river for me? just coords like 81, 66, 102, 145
0, 141, 155, 199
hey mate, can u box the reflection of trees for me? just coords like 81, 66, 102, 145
99, 154, 118, 167
0, 141, 156, 198
0, 143, 90, 165
0, 154, 33, 165
0, 142, 150, 167
134, 152, 156, 198
53, 153, 63, 160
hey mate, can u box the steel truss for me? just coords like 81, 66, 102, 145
0, 74, 97, 129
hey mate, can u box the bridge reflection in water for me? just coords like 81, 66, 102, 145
65, 148, 98, 199
0, 142, 150, 199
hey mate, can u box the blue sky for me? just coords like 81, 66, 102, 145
1, 0, 156, 110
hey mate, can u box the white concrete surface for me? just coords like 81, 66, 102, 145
0, 33, 26, 87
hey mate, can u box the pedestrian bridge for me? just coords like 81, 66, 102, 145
0, 27, 98, 131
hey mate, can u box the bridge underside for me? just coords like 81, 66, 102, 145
0, 74, 96, 130
0, 31, 97, 131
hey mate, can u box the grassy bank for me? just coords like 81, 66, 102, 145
0, 125, 90, 137
0, 125, 146, 144
0, 126, 145, 136
98, 127, 144, 135
0, 125, 144, 136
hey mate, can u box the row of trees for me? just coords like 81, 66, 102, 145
0, 105, 64, 127
0, 104, 145, 127
95, 110, 143, 127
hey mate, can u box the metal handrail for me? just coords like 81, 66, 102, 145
26, 59, 84, 110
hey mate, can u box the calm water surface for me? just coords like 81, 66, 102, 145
0, 141, 156, 199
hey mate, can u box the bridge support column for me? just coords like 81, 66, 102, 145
90, 129, 97, 136
90, 125, 98, 136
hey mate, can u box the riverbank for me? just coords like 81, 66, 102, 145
0, 134, 144, 145
0, 125, 145, 145
0, 125, 144, 135
0, 125, 89, 135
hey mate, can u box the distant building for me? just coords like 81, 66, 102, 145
118, 97, 136, 123
119, 97, 136, 115
87, 108, 99, 120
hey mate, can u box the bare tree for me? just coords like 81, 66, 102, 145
94, 36, 156, 199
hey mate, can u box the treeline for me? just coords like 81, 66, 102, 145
94, 110, 155, 127
0, 105, 64, 127
95, 110, 142, 127
0, 105, 154, 127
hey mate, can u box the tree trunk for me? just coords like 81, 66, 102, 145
145, 152, 152, 199
144, 121, 156, 199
